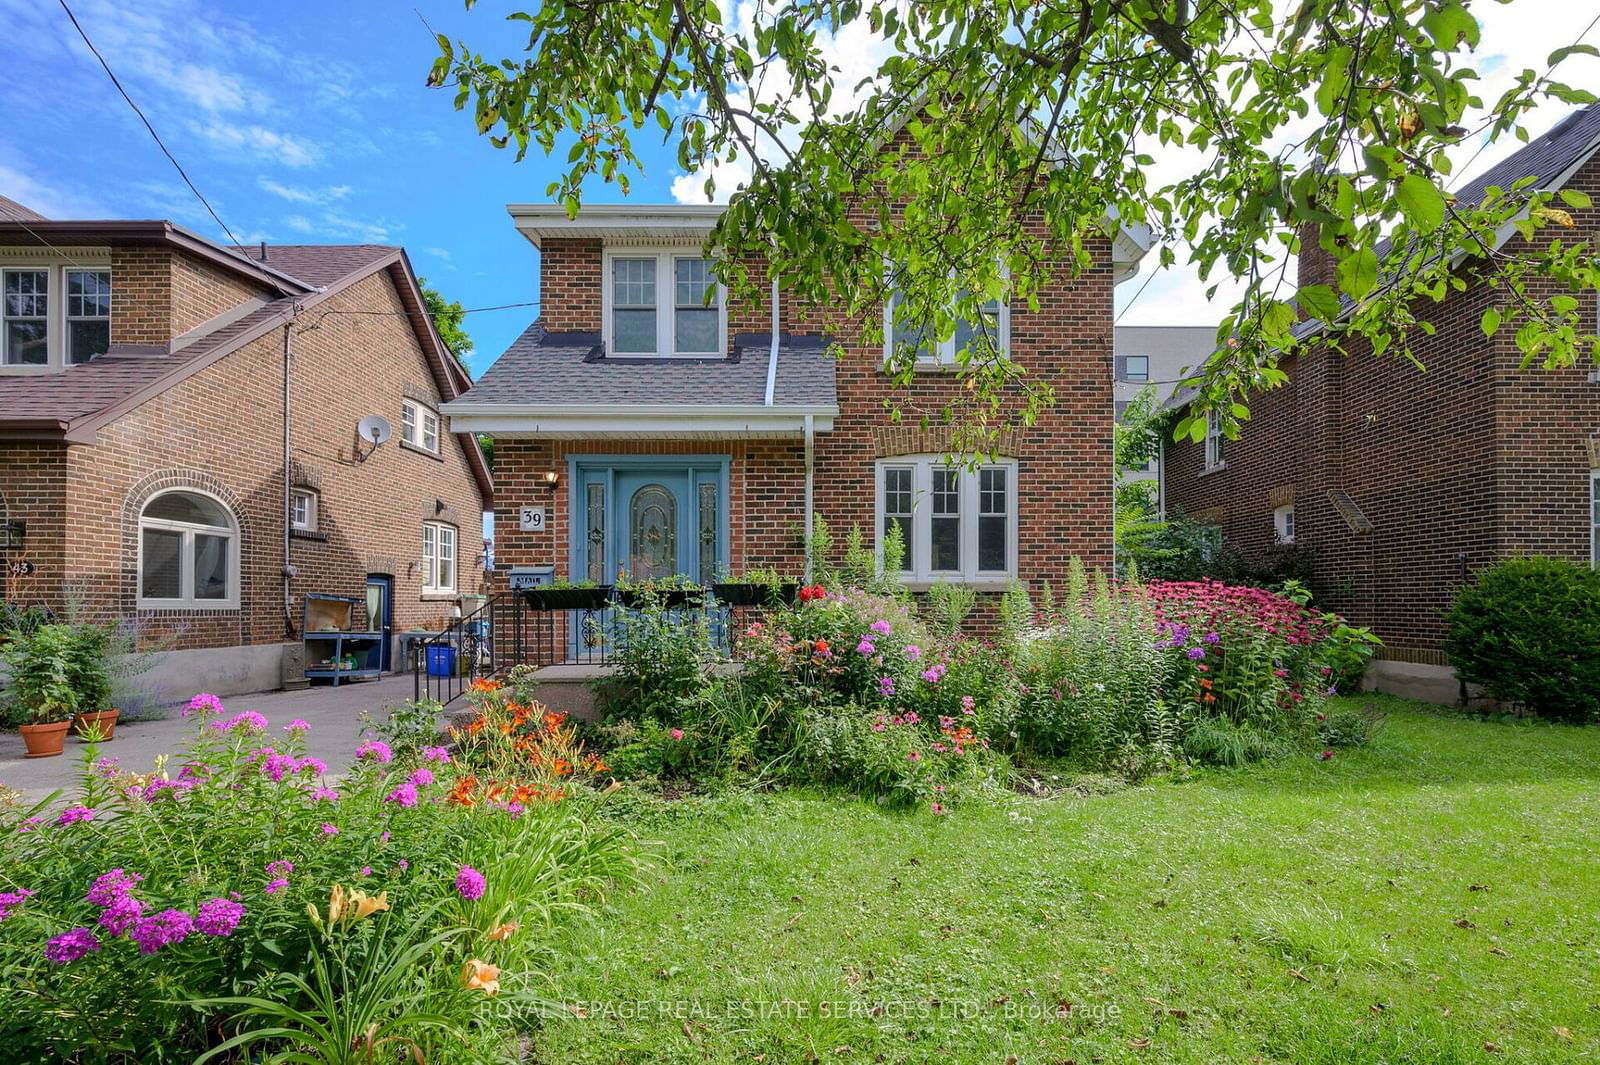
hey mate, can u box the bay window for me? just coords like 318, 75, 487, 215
605, 250, 724, 357
875, 457, 1018, 581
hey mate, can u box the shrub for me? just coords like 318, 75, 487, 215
794, 703, 1001, 810
0, 623, 110, 726
604, 594, 717, 723
1316, 699, 1387, 748
1444, 557, 1600, 723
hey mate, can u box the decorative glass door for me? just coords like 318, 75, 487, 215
627, 482, 679, 579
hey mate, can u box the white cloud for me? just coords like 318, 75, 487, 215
197, 122, 318, 167
259, 179, 352, 205
425, 247, 453, 262
0, 159, 106, 219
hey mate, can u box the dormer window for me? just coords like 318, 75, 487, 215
2, 264, 112, 371
604, 250, 724, 358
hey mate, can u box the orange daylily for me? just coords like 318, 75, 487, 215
485, 922, 518, 942
460, 958, 501, 996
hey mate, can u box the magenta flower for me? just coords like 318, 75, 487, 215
1185, 647, 1206, 661
856, 639, 876, 656
907, 750, 923, 763
263, 878, 289, 895
94, 757, 120, 778
130, 909, 194, 955
55, 805, 96, 827
296, 757, 329, 776
196, 897, 245, 937
359, 866, 373, 877
455, 866, 486, 901
385, 782, 419, 808
98, 895, 144, 937
212, 711, 268, 732
920, 663, 946, 684
355, 740, 393, 764
265, 860, 294, 877
0, 889, 35, 923
319, 822, 339, 837
398, 859, 410, 872
310, 786, 339, 802
669, 728, 684, 742
421, 745, 450, 763
408, 767, 435, 787
260, 753, 298, 782
285, 719, 310, 732
16, 816, 42, 834
44, 927, 100, 964
904, 644, 922, 661
183, 693, 224, 718
870, 619, 892, 636
86, 869, 143, 907
878, 676, 896, 697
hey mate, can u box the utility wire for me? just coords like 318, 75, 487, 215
56, 0, 246, 254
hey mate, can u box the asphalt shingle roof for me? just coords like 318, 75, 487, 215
462, 323, 838, 408
0, 195, 47, 222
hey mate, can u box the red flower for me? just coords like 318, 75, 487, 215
1319, 749, 1334, 761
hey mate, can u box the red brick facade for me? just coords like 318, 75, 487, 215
1164, 152, 1600, 666
0, 248, 490, 694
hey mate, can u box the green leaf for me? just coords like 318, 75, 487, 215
1397, 174, 1446, 233
1336, 247, 1379, 300
1480, 307, 1501, 336
1559, 188, 1593, 210
1298, 283, 1342, 321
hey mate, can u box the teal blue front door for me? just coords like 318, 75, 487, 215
571, 458, 730, 587
616, 470, 691, 581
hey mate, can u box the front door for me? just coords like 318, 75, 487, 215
615, 470, 692, 581
365, 575, 393, 671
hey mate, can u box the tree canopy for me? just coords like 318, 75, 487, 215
429, 0, 1599, 448
419, 275, 473, 373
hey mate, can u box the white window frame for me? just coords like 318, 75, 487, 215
136, 489, 240, 611
290, 489, 318, 532
422, 520, 457, 594
401, 398, 440, 454
1204, 412, 1227, 471
601, 248, 726, 359
873, 456, 1019, 582
0, 260, 113, 374
1274, 503, 1296, 545
883, 284, 1010, 369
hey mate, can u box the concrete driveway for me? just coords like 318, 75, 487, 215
0, 675, 421, 803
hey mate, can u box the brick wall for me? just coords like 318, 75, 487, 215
0, 444, 67, 609
1165, 152, 1600, 659
110, 247, 272, 344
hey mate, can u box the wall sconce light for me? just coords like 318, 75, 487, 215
0, 521, 24, 551
542, 471, 560, 492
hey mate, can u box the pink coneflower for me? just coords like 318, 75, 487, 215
907, 750, 922, 763
930, 802, 946, 816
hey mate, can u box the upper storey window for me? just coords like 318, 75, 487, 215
2, 265, 112, 371
604, 251, 725, 358
884, 283, 1007, 369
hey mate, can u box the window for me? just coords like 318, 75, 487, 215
422, 521, 457, 593
401, 399, 440, 454
1204, 412, 1227, 470
290, 489, 318, 532
1274, 504, 1296, 545
3, 269, 49, 366
875, 457, 1018, 581
886, 287, 1007, 367
1114, 400, 1131, 422
1117, 354, 1150, 382
138, 490, 237, 609
1, 265, 112, 369
604, 251, 724, 357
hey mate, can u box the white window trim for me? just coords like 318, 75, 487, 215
873, 455, 1019, 583
1204, 412, 1227, 471
1274, 503, 1296, 545
422, 520, 457, 594
0, 260, 113, 374
291, 489, 318, 532
401, 398, 441, 454
601, 248, 727, 359
883, 287, 1011, 370
136, 489, 240, 611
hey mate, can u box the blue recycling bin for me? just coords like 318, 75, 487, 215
425, 645, 456, 677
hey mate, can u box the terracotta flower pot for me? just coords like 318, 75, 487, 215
73, 708, 121, 742
19, 721, 71, 758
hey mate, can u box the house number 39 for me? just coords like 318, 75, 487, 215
518, 507, 548, 533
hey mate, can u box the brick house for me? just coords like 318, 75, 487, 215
0, 197, 492, 700
1162, 104, 1600, 702
444, 203, 1149, 637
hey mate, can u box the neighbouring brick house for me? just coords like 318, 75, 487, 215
0, 197, 492, 700
444, 202, 1149, 641
1163, 104, 1600, 702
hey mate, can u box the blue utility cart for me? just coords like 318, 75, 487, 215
302, 594, 383, 686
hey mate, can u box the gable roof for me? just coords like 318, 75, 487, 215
0, 228, 491, 501
0, 195, 47, 222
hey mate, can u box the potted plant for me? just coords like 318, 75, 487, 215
66, 624, 117, 740
521, 578, 613, 611
612, 573, 705, 609
2, 623, 81, 757
711, 566, 799, 607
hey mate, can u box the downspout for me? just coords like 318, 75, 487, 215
763, 274, 780, 407
282, 317, 296, 637
804, 415, 815, 582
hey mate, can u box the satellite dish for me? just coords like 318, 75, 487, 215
355, 415, 393, 463
358, 415, 393, 446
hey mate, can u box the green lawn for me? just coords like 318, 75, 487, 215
537, 698, 1600, 1064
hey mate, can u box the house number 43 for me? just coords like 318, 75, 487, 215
518, 507, 548, 533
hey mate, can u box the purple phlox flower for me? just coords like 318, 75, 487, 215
195, 897, 245, 937
260, 752, 299, 783
855, 639, 876, 656
421, 745, 450, 764
212, 711, 267, 732
319, 822, 339, 837
397, 859, 410, 871
359, 866, 373, 877
87, 868, 144, 907
94, 757, 120, 778
870, 619, 892, 636
1326, 685, 1339, 696
175, 763, 207, 783
265, 860, 294, 877
0, 888, 35, 923
183, 693, 224, 718
455, 866, 486, 901
505, 803, 525, 818
408, 767, 435, 787
17, 816, 42, 834
920, 663, 947, 684
385, 782, 418, 808
284, 719, 310, 732
129, 909, 193, 955
310, 785, 339, 802
1202, 631, 1221, 645
380, 830, 391, 843
355, 740, 393, 764
98, 895, 144, 937
904, 644, 922, 661
1186, 647, 1207, 661
55, 805, 96, 827
263, 878, 289, 896
878, 676, 896, 697
140, 777, 196, 802
44, 927, 100, 964
296, 756, 328, 776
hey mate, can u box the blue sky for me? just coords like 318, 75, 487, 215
2, 0, 1595, 377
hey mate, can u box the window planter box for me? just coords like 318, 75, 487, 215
521, 586, 613, 611
711, 582, 798, 607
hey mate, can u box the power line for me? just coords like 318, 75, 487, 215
56, 0, 246, 254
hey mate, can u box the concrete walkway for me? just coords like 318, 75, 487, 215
0, 675, 420, 803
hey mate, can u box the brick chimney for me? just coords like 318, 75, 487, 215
1297, 222, 1337, 293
